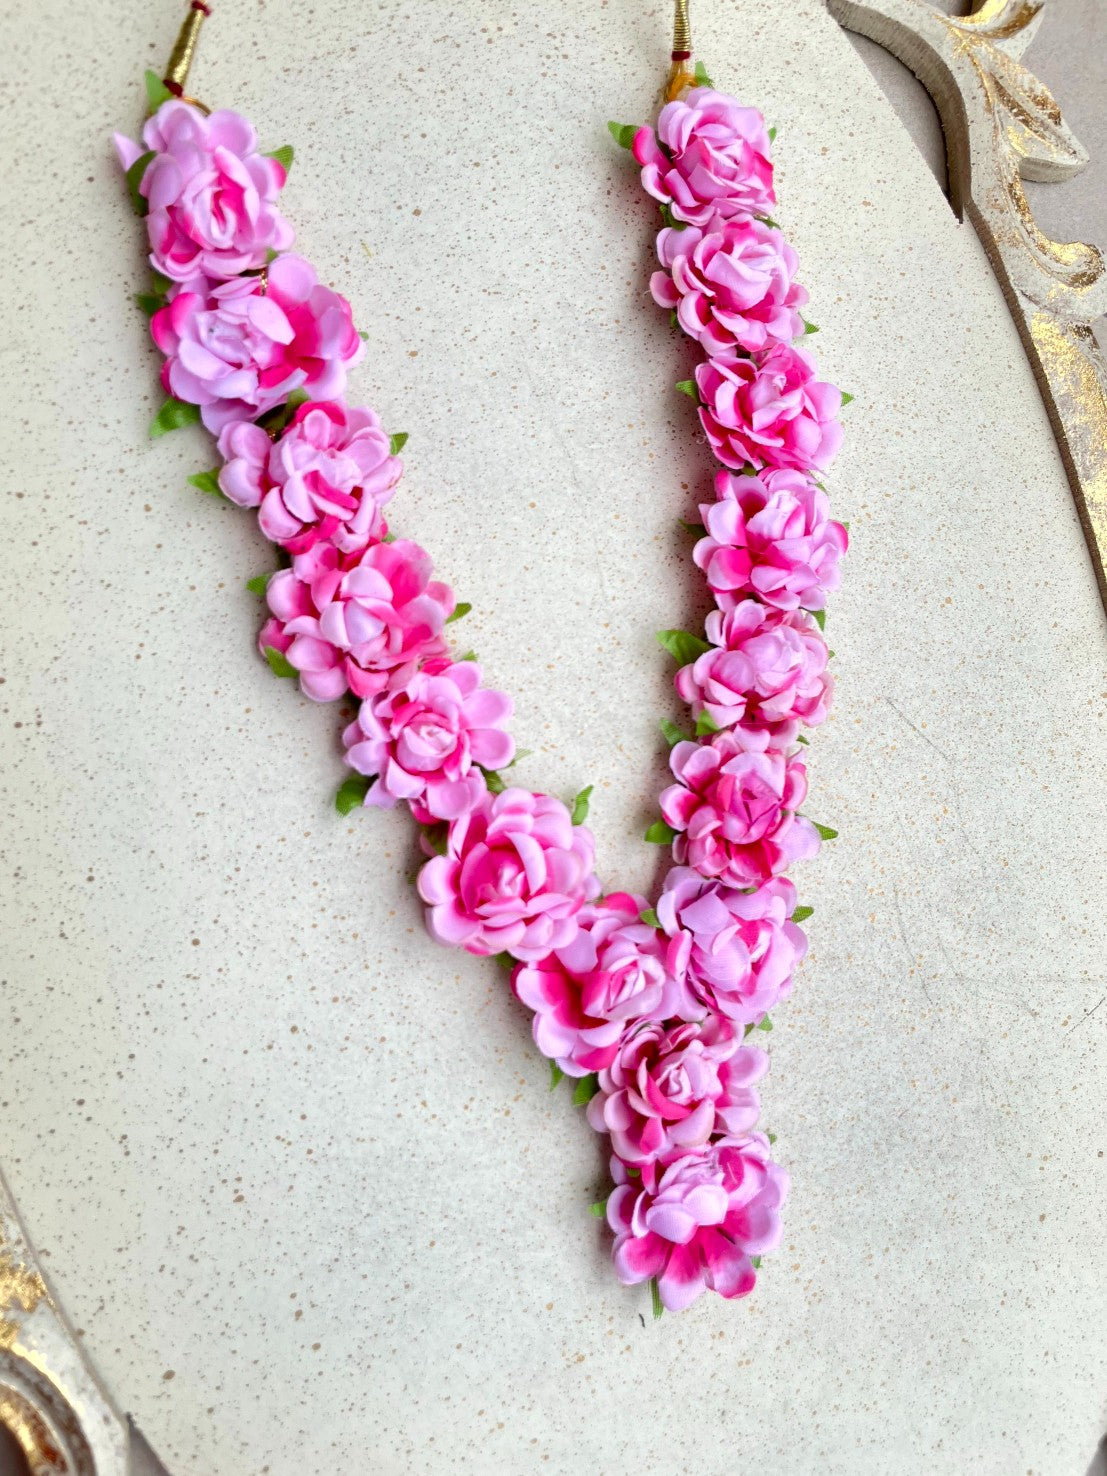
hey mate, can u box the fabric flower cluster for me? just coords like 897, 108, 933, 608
122, 80, 846, 1315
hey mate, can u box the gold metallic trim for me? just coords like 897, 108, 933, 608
164, 4, 208, 96
827, 0, 1107, 614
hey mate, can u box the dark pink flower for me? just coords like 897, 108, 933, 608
660, 733, 819, 886
651, 215, 806, 357
696, 344, 842, 474
674, 599, 832, 747
632, 88, 774, 226
417, 789, 599, 963
657, 868, 806, 1024
511, 893, 692, 1075
586, 1016, 767, 1163
218, 400, 401, 554
695, 467, 848, 613
342, 659, 513, 821
607, 1134, 788, 1311
258, 538, 453, 701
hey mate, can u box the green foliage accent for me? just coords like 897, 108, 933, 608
841, 392, 854, 405
457, 648, 477, 663
650, 1277, 664, 1320
679, 519, 707, 536
659, 718, 689, 748
757, 1016, 773, 1032
144, 70, 172, 113
493, 952, 516, 969
482, 767, 506, 794
245, 573, 273, 596
767, 1133, 777, 1145
267, 144, 294, 173
389, 431, 409, 456
446, 602, 472, 624
656, 628, 711, 666
335, 774, 371, 815
814, 823, 838, 841
607, 120, 638, 150
423, 821, 450, 855
808, 608, 826, 633
675, 379, 697, 399
752, 1255, 762, 1269
150, 398, 201, 438
264, 645, 297, 678
645, 819, 678, 845
693, 61, 714, 87
572, 1073, 600, 1107
791, 905, 814, 924
759, 214, 781, 229
134, 291, 163, 316
187, 469, 222, 496
796, 733, 809, 745
570, 785, 593, 826
694, 711, 721, 737
549, 1061, 565, 1091
768, 126, 778, 143
125, 150, 156, 215
669, 308, 679, 331
659, 202, 683, 230
589, 1201, 606, 1218
801, 316, 819, 334
639, 907, 661, 929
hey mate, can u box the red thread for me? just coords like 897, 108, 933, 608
191, 0, 212, 14
164, 78, 184, 96
671, 49, 691, 60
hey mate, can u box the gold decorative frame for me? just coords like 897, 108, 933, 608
0, 1170, 128, 1475
827, 0, 1107, 612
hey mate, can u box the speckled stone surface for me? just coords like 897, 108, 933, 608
1, 2, 1105, 1473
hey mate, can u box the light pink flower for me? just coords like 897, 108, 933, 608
151, 254, 364, 433
217, 400, 401, 554
657, 868, 806, 1024
632, 88, 774, 226
695, 467, 848, 613
258, 538, 453, 701
674, 600, 832, 747
660, 734, 819, 886
651, 216, 806, 357
607, 1134, 788, 1311
417, 789, 600, 963
586, 1016, 767, 1164
512, 893, 691, 1076
696, 344, 842, 474
342, 658, 513, 821
115, 99, 293, 283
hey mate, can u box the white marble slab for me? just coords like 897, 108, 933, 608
1, 0, 1105, 1471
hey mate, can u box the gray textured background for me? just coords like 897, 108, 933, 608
1, 3, 1104, 1473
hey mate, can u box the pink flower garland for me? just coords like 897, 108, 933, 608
119, 77, 847, 1316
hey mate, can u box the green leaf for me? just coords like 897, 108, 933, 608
423, 821, 450, 855
607, 120, 638, 150
570, 785, 593, 826
572, 1073, 600, 1107
811, 607, 827, 632
751, 1255, 762, 1269
150, 397, 201, 438
504, 748, 532, 768
841, 392, 854, 405
842, 520, 850, 532
694, 711, 721, 737
263, 646, 297, 679
493, 952, 516, 969
626, 1166, 640, 1178
659, 202, 684, 231
814, 823, 838, 841
457, 648, 477, 663
389, 431, 409, 456
335, 774, 372, 815
187, 469, 223, 497
589, 1201, 606, 1218
669, 308, 679, 331
801, 316, 819, 335
144, 70, 172, 113
549, 1061, 565, 1091
639, 907, 661, 929
796, 734, 810, 746
679, 518, 707, 536
791, 905, 814, 924
650, 1277, 664, 1320
482, 767, 506, 794
757, 1016, 773, 1032
245, 573, 273, 596
693, 60, 714, 88
767, 1132, 777, 1145
759, 214, 781, 229
133, 291, 163, 316
656, 628, 711, 666
645, 819, 678, 845
675, 379, 697, 399
827, 649, 835, 660
768, 126, 778, 143
446, 602, 472, 625
659, 718, 689, 748
267, 144, 294, 174
125, 150, 156, 215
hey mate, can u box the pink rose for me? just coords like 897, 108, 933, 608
258, 538, 453, 701
217, 400, 401, 554
695, 468, 848, 613
696, 344, 843, 474
607, 1134, 788, 1311
657, 868, 806, 1024
417, 789, 600, 963
632, 88, 774, 226
674, 600, 832, 747
116, 99, 294, 283
151, 254, 364, 432
342, 658, 514, 821
659, 734, 820, 887
511, 893, 692, 1076
651, 216, 806, 357
586, 1016, 767, 1164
